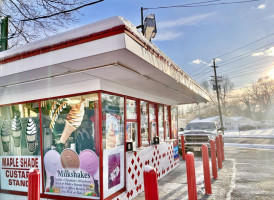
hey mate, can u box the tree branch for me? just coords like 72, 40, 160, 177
21, 0, 104, 22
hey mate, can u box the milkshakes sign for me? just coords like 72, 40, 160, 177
0, 156, 42, 192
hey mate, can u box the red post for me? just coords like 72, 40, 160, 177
28, 169, 40, 200
216, 136, 223, 169
181, 135, 186, 160
143, 165, 159, 200
210, 140, 218, 179
219, 134, 225, 161
202, 145, 212, 194
186, 152, 197, 200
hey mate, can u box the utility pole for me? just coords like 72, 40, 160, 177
211, 58, 224, 130
0, 16, 9, 51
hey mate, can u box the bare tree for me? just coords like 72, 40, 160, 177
219, 77, 234, 115
240, 76, 274, 120
0, 0, 104, 48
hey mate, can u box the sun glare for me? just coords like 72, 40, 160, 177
268, 68, 274, 79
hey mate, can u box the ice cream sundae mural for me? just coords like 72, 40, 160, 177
26, 118, 37, 153
106, 113, 121, 149
49, 99, 85, 153
11, 114, 22, 147
43, 148, 100, 197
43, 97, 100, 198
1, 120, 11, 152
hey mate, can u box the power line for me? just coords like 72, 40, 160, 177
145, 0, 260, 10
189, 32, 274, 76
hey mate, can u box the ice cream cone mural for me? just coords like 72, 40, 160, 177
1, 120, 11, 152
26, 118, 37, 153
11, 114, 22, 147
106, 121, 116, 149
59, 100, 85, 145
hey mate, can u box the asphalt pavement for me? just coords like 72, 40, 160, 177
135, 132, 274, 200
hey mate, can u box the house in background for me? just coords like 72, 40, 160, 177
189, 116, 255, 130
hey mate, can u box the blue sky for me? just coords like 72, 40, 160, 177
74, 0, 274, 88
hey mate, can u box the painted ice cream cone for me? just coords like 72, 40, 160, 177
26, 118, 37, 153
11, 114, 22, 147
59, 100, 85, 144
1, 120, 11, 152
106, 121, 116, 149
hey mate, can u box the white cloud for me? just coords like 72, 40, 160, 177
157, 12, 215, 29
257, 4, 266, 9
191, 59, 207, 65
251, 47, 274, 57
154, 31, 182, 41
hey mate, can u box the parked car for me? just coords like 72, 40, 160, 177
238, 124, 256, 131
178, 121, 223, 153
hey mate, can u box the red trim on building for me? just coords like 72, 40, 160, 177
0, 25, 126, 64
168, 106, 172, 139
98, 92, 104, 200
38, 101, 45, 195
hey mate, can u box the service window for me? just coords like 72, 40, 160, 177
140, 101, 149, 146
149, 104, 157, 143
164, 106, 170, 140
158, 105, 164, 142
0, 102, 42, 192
41, 93, 100, 199
126, 99, 138, 149
101, 93, 125, 199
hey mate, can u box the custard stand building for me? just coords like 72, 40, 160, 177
0, 17, 209, 200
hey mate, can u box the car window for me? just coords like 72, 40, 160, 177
185, 122, 216, 131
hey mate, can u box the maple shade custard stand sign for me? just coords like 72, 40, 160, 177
0, 102, 42, 192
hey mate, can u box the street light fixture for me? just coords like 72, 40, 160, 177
143, 14, 157, 41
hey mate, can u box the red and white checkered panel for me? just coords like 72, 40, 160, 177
114, 141, 180, 200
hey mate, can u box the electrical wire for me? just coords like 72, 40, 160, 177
144, 0, 260, 10
189, 32, 274, 76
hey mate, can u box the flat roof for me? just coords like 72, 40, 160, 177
0, 16, 210, 105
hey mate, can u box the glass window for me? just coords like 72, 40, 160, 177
165, 106, 170, 140
158, 105, 164, 142
171, 106, 178, 139
101, 93, 125, 199
126, 99, 138, 148
41, 94, 100, 198
126, 99, 137, 120
149, 104, 157, 143
140, 101, 149, 146
0, 102, 41, 192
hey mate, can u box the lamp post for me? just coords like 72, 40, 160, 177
0, 16, 9, 51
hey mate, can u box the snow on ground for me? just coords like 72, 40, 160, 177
225, 143, 274, 149
224, 128, 274, 139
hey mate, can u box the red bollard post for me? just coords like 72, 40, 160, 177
202, 145, 212, 194
181, 135, 186, 160
28, 169, 40, 200
210, 140, 218, 179
186, 152, 197, 200
219, 135, 225, 161
216, 136, 223, 169
143, 165, 159, 200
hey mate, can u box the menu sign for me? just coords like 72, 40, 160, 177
0, 156, 42, 192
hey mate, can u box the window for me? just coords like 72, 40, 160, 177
149, 104, 157, 143
0, 102, 41, 192
101, 93, 125, 199
126, 99, 138, 149
158, 105, 164, 142
164, 106, 170, 140
140, 101, 149, 146
41, 93, 100, 198
171, 106, 178, 139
